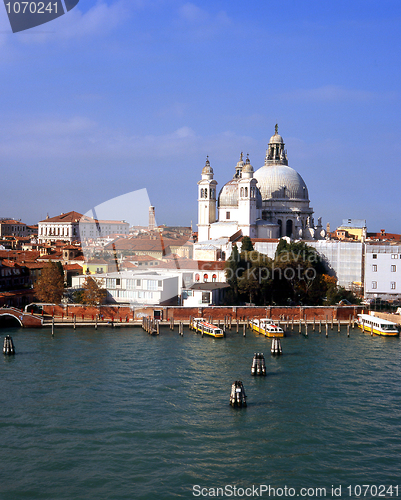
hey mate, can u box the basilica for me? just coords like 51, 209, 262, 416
197, 126, 326, 244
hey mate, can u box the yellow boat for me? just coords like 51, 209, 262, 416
191, 318, 224, 338
357, 313, 399, 336
250, 318, 285, 337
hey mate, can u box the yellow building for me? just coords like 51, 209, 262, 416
83, 258, 111, 275
336, 219, 366, 241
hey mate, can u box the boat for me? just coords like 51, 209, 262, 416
250, 318, 284, 337
191, 318, 224, 338
357, 314, 399, 336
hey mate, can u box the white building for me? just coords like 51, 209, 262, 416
38, 211, 83, 244
71, 271, 179, 306
38, 211, 129, 244
197, 126, 326, 245
364, 244, 401, 300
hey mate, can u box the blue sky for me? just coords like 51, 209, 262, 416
0, 0, 400, 232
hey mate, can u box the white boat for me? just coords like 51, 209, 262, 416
190, 318, 224, 338
357, 314, 399, 336
250, 318, 284, 337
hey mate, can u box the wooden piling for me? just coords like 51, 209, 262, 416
298, 320, 302, 333
95, 315, 98, 330
243, 323, 246, 337
73, 314, 76, 330
230, 316, 232, 330
313, 317, 316, 331
236, 319, 239, 333
319, 320, 322, 333
338, 320, 340, 332
292, 317, 294, 331
347, 324, 350, 337
156, 321, 160, 336
51, 317, 54, 337
325, 323, 328, 337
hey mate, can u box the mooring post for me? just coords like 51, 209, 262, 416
73, 314, 76, 330
325, 323, 328, 337
201, 324, 204, 337
298, 320, 302, 334
157, 320, 160, 335
347, 324, 350, 337
243, 323, 246, 337
95, 315, 98, 330
305, 321, 308, 337
313, 317, 316, 331
319, 319, 322, 333
236, 319, 239, 333
292, 317, 294, 331
230, 316, 232, 330
51, 316, 54, 337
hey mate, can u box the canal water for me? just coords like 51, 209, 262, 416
1, 325, 401, 499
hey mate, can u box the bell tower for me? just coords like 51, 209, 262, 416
238, 156, 258, 237
197, 157, 217, 242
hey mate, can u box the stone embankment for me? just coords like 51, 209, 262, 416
40, 304, 364, 326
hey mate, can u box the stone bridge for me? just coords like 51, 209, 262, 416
0, 307, 43, 327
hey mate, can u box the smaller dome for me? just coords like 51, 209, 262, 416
243, 157, 254, 173
218, 179, 239, 207
202, 157, 213, 175
269, 133, 284, 144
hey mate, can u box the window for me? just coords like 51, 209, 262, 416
372, 265, 377, 272
106, 278, 116, 288
195, 273, 200, 282
372, 254, 377, 259
203, 273, 208, 282
147, 280, 157, 290
245, 187, 248, 197
240, 187, 244, 197
391, 282, 396, 290
226, 212, 230, 220
212, 274, 217, 282
116, 278, 121, 286
204, 188, 207, 198
158, 281, 162, 287
200, 188, 204, 198
137, 279, 141, 287
391, 265, 396, 272
372, 281, 377, 289
392, 254, 398, 259
202, 292, 210, 304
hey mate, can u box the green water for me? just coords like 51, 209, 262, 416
1, 325, 401, 499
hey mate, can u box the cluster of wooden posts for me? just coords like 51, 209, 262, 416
142, 316, 159, 335
142, 314, 358, 338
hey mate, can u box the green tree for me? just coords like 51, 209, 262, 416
241, 236, 254, 252
35, 261, 65, 304
81, 276, 106, 306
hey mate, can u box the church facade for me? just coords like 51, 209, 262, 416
197, 126, 325, 243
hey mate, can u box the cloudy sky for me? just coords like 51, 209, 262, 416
1, 0, 400, 232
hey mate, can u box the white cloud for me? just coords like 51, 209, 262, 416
280, 85, 397, 102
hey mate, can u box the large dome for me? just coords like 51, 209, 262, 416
254, 164, 309, 201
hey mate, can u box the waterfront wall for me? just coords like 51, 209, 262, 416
371, 311, 401, 325
42, 304, 363, 322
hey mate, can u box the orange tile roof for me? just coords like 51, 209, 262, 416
39, 211, 83, 223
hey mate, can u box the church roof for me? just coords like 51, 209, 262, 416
254, 164, 309, 201
218, 179, 239, 207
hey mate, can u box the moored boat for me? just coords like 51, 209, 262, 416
357, 314, 399, 336
250, 318, 284, 337
191, 318, 224, 338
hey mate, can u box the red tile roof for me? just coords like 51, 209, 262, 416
39, 211, 83, 223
